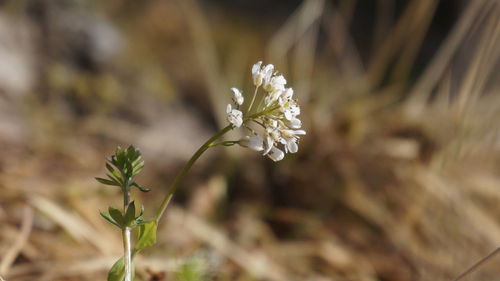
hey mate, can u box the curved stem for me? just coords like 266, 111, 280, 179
153, 106, 279, 224
154, 125, 233, 223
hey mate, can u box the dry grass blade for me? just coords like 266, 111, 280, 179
323, 3, 364, 81
29, 195, 114, 255
8, 257, 116, 281
405, 0, 491, 113
0, 205, 33, 277
168, 206, 290, 281
176, 0, 226, 127
366, 0, 423, 87
455, 5, 500, 115
267, 0, 324, 62
452, 247, 500, 281
389, 0, 438, 84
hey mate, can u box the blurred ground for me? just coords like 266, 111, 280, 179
0, 0, 499, 280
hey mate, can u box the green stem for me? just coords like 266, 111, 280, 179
209, 140, 239, 147
153, 125, 233, 223
122, 189, 132, 281
152, 106, 279, 224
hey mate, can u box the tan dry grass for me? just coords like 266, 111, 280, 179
0, 0, 499, 280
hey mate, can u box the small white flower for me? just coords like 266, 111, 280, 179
239, 135, 264, 151
282, 102, 301, 120
226, 104, 243, 127
287, 118, 302, 129
226, 61, 305, 161
261, 64, 274, 90
267, 146, 285, 162
252, 61, 263, 87
231, 87, 244, 105
268, 75, 286, 93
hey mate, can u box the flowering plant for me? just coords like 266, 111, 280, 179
227, 61, 306, 161
96, 62, 305, 281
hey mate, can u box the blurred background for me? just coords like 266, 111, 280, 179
0, 0, 499, 280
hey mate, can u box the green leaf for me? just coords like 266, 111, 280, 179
126, 160, 134, 179
96, 177, 120, 187
106, 163, 123, 183
124, 201, 136, 227
100, 211, 121, 228
132, 182, 150, 192
108, 207, 124, 227
115, 148, 126, 169
134, 216, 145, 226
107, 257, 135, 281
134, 221, 157, 252
106, 174, 122, 186
127, 145, 139, 160
132, 161, 144, 176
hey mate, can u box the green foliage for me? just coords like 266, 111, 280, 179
96, 145, 158, 281
176, 257, 207, 281
95, 145, 149, 192
124, 201, 136, 226
100, 211, 120, 228
134, 221, 157, 252
100, 202, 148, 229
107, 257, 135, 281
109, 207, 125, 227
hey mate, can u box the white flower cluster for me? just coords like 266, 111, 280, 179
226, 61, 306, 161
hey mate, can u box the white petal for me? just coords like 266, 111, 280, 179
288, 118, 302, 129
252, 61, 262, 76
267, 147, 285, 162
273, 75, 286, 87
235, 117, 243, 127
248, 135, 264, 151
287, 140, 298, 153
226, 104, 232, 113
262, 64, 274, 85
283, 88, 293, 100
231, 87, 244, 105
263, 136, 274, 155
294, 129, 306, 135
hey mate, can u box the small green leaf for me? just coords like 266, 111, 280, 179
126, 160, 134, 179
106, 163, 123, 182
100, 211, 121, 228
134, 221, 157, 252
96, 177, 120, 187
108, 207, 124, 227
107, 257, 135, 281
132, 182, 150, 192
132, 161, 144, 176
127, 145, 139, 160
139, 205, 144, 217
134, 216, 145, 226
106, 174, 122, 186
124, 201, 136, 227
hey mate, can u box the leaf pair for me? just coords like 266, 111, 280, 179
100, 202, 146, 229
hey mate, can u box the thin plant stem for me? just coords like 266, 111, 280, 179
153, 106, 280, 224
153, 125, 233, 223
209, 140, 239, 147
247, 87, 259, 113
122, 189, 132, 281
452, 247, 500, 281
